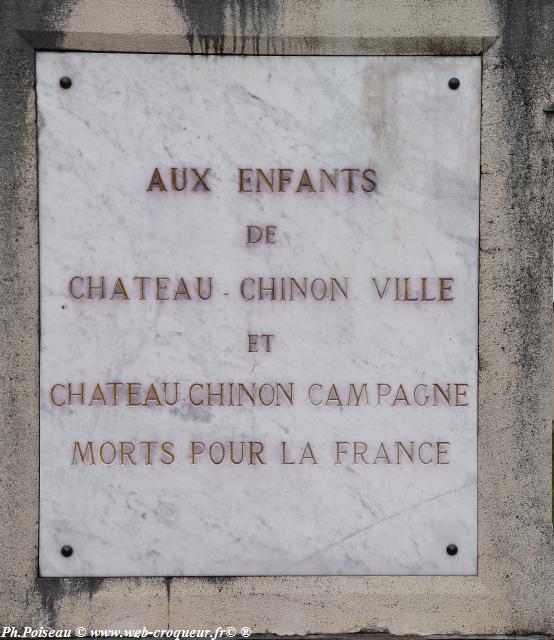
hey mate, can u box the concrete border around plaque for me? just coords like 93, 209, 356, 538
2, 2, 553, 634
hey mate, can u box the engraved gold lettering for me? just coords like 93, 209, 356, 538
347, 383, 369, 406
299, 442, 318, 464
414, 384, 430, 406
50, 384, 66, 406
392, 384, 410, 406
68, 383, 84, 405
133, 276, 151, 300
308, 383, 323, 406
111, 277, 129, 300
69, 276, 84, 299
87, 276, 105, 299
72, 441, 95, 465
433, 383, 451, 405
100, 442, 117, 465
163, 382, 179, 406
362, 168, 377, 192
372, 277, 390, 299
341, 168, 359, 192
403, 278, 418, 302
278, 168, 293, 192
256, 168, 274, 192
143, 383, 162, 406
191, 441, 205, 463
319, 169, 338, 192
229, 442, 245, 464
437, 442, 450, 464
196, 277, 213, 300
335, 441, 349, 464
88, 383, 107, 406
161, 442, 175, 464
106, 382, 124, 405
455, 383, 469, 406
191, 168, 211, 192
439, 277, 454, 301
240, 278, 255, 301
295, 169, 315, 193
395, 441, 414, 463
146, 167, 167, 191
171, 167, 187, 191
156, 277, 169, 301
127, 382, 141, 406
141, 441, 156, 465
374, 443, 391, 464
119, 442, 137, 465
353, 441, 368, 464
377, 383, 391, 405
421, 277, 436, 301
173, 278, 191, 300
249, 441, 266, 464
418, 442, 434, 464
238, 168, 253, 192
281, 442, 295, 464
209, 442, 225, 464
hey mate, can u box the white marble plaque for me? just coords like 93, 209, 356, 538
37, 53, 480, 577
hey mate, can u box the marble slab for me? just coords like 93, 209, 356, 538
37, 53, 480, 577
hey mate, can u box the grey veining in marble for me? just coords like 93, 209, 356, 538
37, 53, 480, 576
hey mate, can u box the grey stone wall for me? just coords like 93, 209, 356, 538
0, 0, 552, 634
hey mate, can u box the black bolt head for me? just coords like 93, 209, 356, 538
448, 77, 460, 90
61, 545, 73, 557
446, 543, 458, 556
59, 76, 72, 89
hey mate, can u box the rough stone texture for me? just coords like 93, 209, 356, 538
0, 0, 552, 635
